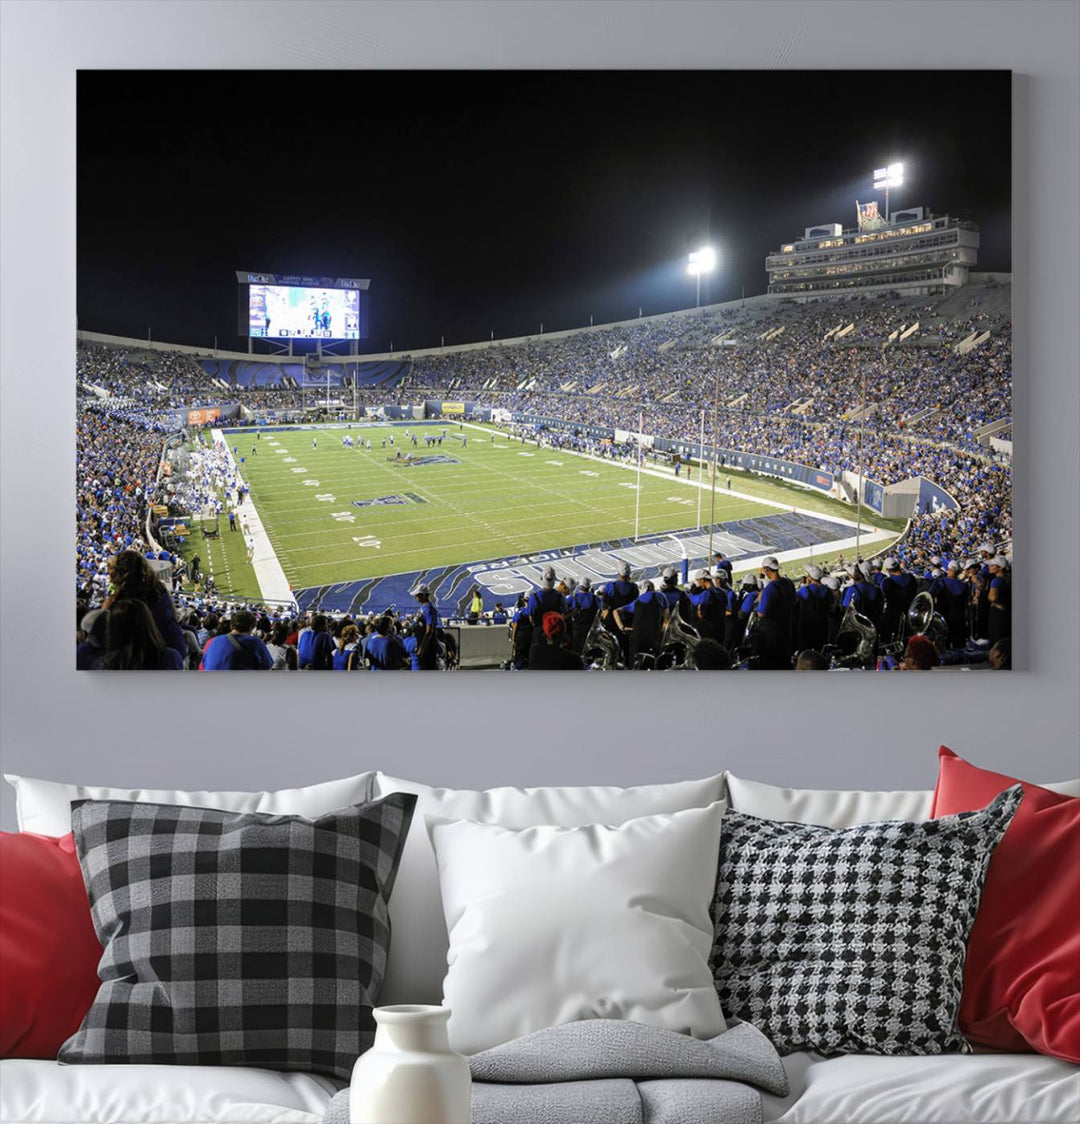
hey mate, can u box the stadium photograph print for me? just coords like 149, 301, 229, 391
75, 69, 1013, 672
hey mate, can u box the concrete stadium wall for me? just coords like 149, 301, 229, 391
2, 3, 1078, 831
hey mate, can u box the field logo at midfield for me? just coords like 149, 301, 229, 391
410, 454, 459, 467
351, 493, 427, 509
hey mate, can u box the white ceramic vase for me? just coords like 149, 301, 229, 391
350, 1005, 471, 1124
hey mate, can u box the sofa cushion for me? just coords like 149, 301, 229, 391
932, 747, 1080, 1062
711, 786, 1023, 1056
0, 1058, 339, 1123
722, 774, 934, 826
762, 1050, 1080, 1123
372, 771, 726, 1005
59, 795, 415, 1081
431, 802, 727, 1055
0, 832, 101, 1058
3, 772, 376, 836
723, 771, 1080, 828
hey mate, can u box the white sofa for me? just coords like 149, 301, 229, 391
3, 1049, 1079, 1124
2, 769, 1078, 1124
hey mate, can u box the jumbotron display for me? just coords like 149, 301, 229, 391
249, 284, 361, 340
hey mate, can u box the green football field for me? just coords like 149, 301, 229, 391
186, 423, 901, 600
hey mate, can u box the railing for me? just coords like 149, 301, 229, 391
144, 429, 185, 553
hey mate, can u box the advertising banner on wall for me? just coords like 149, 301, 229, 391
659, 438, 835, 494
186, 406, 222, 427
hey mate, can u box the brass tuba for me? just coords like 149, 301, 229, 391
836, 602, 878, 664
907, 590, 948, 650
580, 610, 623, 670
655, 604, 703, 670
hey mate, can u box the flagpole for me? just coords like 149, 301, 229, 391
696, 408, 705, 531
634, 411, 643, 541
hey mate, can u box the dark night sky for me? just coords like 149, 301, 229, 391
77, 70, 1011, 352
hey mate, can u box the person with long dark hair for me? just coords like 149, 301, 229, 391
96, 598, 183, 670
103, 550, 186, 659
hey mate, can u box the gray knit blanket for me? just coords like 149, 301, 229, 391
324, 1018, 788, 1124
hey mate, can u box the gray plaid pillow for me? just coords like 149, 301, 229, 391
710, 785, 1023, 1057
59, 793, 416, 1079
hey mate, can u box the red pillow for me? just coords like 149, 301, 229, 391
932, 746, 1080, 1062
0, 832, 102, 1057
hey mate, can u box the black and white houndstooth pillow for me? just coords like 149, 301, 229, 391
710, 784, 1022, 1057
60, 793, 416, 1080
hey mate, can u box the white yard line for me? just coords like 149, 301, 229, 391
212, 428, 295, 604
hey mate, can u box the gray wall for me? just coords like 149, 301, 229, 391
2, 2, 1078, 830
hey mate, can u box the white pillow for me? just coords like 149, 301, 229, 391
3, 772, 376, 836
723, 771, 1080, 828
430, 802, 728, 1055
373, 772, 725, 1005
723, 773, 933, 828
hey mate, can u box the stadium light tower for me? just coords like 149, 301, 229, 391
687, 246, 717, 308
873, 162, 904, 223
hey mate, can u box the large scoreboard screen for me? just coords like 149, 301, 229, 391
249, 284, 362, 340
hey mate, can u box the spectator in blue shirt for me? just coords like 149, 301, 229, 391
402, 622, 424, 670
736, 574, 760, 644
297, 614, 334, 670
930, 560, 971, 648
526, 566, 568, 628
364, 616, 406, 670
880, 557, 918, 644
413, 584, 440, 670
987, 556, 1011, 645
601, 561, 638, 613
795, 564, 831, 653
569, 577, 598, 653
754, 556, 797, 669
614, 580, 665, 667
510, 594, 533, 669
332, 623, 363, 670
842, 562, 884, 630
602, 561, 638, 664
201, 610, 273, 670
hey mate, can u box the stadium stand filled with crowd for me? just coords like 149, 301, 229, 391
74, 280, 1013, 670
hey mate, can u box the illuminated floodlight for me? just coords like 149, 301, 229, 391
687, 246, 718, 308
874, 162, 904, 190
687, 246, 718, 276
